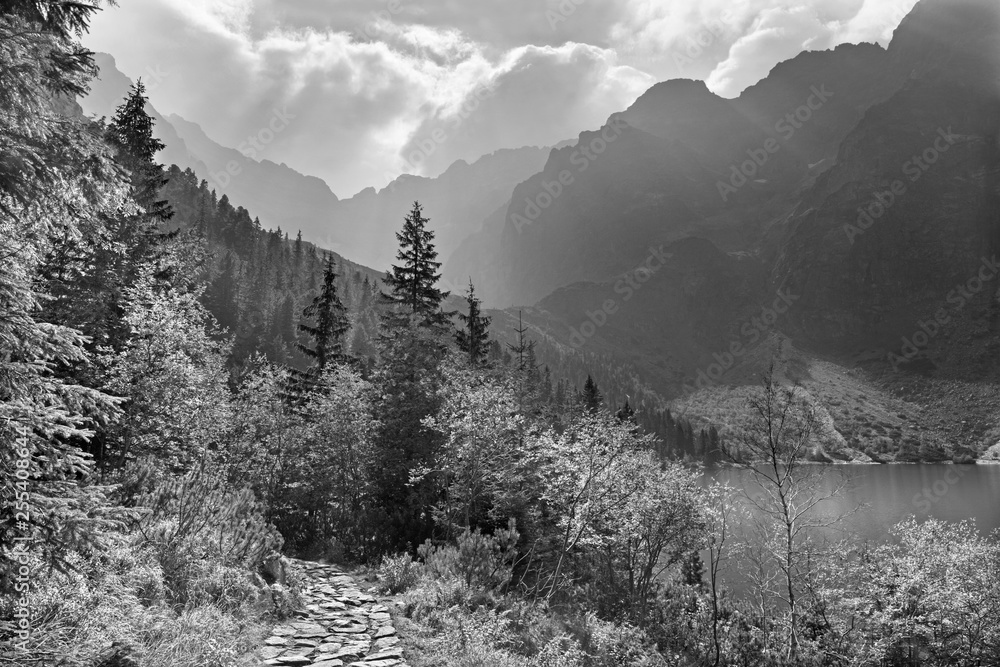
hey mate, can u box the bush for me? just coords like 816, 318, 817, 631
4, 533, 269, 667
376, 553, 421, 594
137, 466, 283, 570
418, 521, 519, 592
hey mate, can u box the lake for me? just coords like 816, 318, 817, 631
701, 464, 1000, 590
706, 463, 1000, 541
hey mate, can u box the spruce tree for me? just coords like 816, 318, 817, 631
455, 280, 491, 366
582, 375, 603, 412
507, 311, 536, 371
107, 80, 173, 222
371, 203, 453, 550
298, 256, 349, 374
381, 201, 449, 329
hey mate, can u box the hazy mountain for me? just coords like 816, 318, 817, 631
81, 54, 553, 274
331, 146, 551, 276
81, 53, 342, 243
454, 0, 1000, 455
80, 53, 210, 182
164, 112, 342, 243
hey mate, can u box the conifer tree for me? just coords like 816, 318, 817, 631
582, 375, 603, 412
298, 256, 349, 374
616, 398, 635, 422
107, 80, 173, 222
455, 280, 491, 366
381, 201, 449, 329
507, 311, 536, 371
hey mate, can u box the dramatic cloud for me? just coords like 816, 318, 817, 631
84, 0, 917, 196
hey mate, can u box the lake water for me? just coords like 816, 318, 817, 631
700, 464, 1000, 592
704, 464, 1000, 543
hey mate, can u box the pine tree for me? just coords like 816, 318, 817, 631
298, 256, 349, 374
455, 280, 491, 366
107, 80, 173, 222
381, 201, 449, 329
582, 375, 603, 412
507, 311, 536, 371
0, 1, 129, 584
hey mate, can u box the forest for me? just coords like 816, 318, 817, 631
3, 3, 1000, 667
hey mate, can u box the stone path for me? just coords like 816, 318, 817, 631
258, 559, 408, 667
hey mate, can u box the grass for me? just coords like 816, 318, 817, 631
4, 530, 287, 667
371, 552, 669, 667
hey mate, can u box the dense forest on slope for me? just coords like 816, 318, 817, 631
3, 3, 1000, 667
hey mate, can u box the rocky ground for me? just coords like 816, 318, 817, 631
256, 559, 408, 667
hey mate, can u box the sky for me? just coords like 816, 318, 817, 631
85, 0, 918, 197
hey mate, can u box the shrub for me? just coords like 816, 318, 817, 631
4, 532, 269, 667
418, 521, 519, 592
136, 465, 283, 570
376, 553, 421, 594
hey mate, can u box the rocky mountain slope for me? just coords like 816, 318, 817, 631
463, 0, 1000, 458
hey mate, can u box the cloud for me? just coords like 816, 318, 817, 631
83, 0, 917, 195
86, 0, 652, 195
608, 0, 917, 96
398, 43, 654, 177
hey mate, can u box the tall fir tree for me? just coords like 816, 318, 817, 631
380, 201, 449, 330
107, 80, 173, 222
582, 375, 603, 413
298, 256, 349, 375
455, 280, 491, 366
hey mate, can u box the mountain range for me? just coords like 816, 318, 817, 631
80, 53, 552, 276
81, 0, 1000, 461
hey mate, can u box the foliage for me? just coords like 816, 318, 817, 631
837, 518, 1000, 666
423, 360, 532, 535
136, 464, 283, 572
0, 8, 130, 585
418, 522, 520, 592
380, 200, 450, 330
296, 255, 350, 376
455, 280, 491, 366
101, 280, 232, 470
375, 553, 421, 594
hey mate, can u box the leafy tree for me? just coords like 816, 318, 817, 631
102, 279, 232, 471
422, 358, 531, 536
723, 365, 848, 661
839, 518, 1000, 666
295, 365, 379, 557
